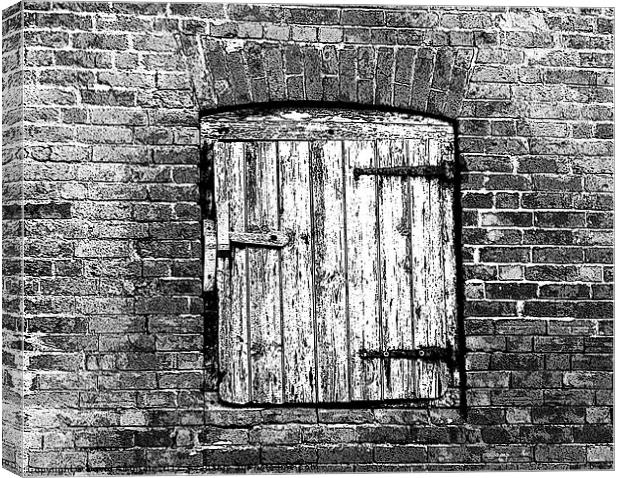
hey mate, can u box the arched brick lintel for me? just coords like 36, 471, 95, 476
193, 39, 476, 122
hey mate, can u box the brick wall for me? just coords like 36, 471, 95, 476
1, 1, 614, 474
3, 1, 25, 474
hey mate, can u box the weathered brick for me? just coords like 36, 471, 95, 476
512, 371, 562, 389
29, 451, 87, 470
4, 4, 615, 474
480, 247, 530, 263
375, 445, 426, 463
288, 7, 339, 25
563, 372, 612, 389
573, 425, 613, 444
486, 283, 537, 300
317, 444, 373, 464
535, 444, 586, 463
262, 445, 317, 464
490, 353, 543, 371
72, 32, 128, 50
81, 89, 135, 107
587, 445, 613, 463
481, 212, 532, 227
357, 425, 411, 444
386, 11, 438, 28
491, 389, 543, 406
468, 371, 510, 388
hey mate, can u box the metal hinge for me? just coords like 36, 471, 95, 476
353, 162, 454, 182
359, 344, 455, 367
228, 231, 289, 249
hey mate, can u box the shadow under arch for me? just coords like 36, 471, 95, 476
198, 100, 468, 418
199, 99, 458, 129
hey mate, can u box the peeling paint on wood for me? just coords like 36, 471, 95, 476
208, 109, 456, 404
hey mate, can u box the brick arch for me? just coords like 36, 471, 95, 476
186, 37, 476, 120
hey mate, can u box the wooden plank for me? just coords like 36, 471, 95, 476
214, 144, 231, 399
377, 140, 416, 400
203, 121, 452, 142
201, 107, 453, 136
411, 138, 446, 399
279, 141, 316, 403
245, 142, 283, 404
441, 140, 458, 359
310, 141, 349, 403
438, 138, 457, 392
345, 140, 382, 402
215, 157, 231, 252
216, 142, 250, 404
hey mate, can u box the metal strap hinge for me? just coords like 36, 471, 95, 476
353, 162, 454, 182
359, 345, 455, 366
217, 230, 290, 252
229, 231, 289, 248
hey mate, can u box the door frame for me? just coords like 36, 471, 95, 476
200, 104, 466, 409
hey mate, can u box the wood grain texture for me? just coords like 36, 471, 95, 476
441, 140, 458, 369
202, 107, 453, 141
427, 138, 449, 397
214, 143, 232, 399
245, 142, 283, 403
345, 141, 382, 402
377, 140, 416, 400
203, 122, 451, 141
203, 107, 452, 125
411, 138, 446, 399
216, 142, 250, 404
279, 141, 316, 403
311, 141, 349, 403
210, 110, 457, 404
215, 144, 231, 252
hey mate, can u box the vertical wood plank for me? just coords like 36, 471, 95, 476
441, 138, 458, 336
279, 141, 316, 403
439, 137, 457, 391
311, 141, 349, 403
216, 142, 250, 404
245, 142, 283, 403
377, 140, 416, 400
345, 141, 382, 401
215, 144, 230, 252
214, 143, 231, 400
411, 138, 447, 399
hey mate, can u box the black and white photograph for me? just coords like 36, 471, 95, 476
0, 0, 615, 475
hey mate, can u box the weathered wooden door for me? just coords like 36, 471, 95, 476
202, 109, 456, 405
